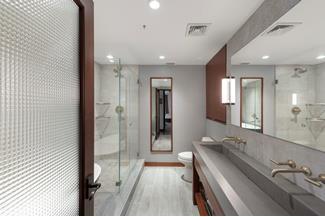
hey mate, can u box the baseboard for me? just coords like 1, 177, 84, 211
144, 162, 184, 167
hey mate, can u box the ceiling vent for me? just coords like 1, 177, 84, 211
186, 23, 211, 37
263, 22, 302, 36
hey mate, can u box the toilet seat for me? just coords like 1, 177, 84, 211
178, 152, 192, 161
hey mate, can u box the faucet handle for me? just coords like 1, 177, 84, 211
304, 174, 325, 188
235, 137, 247, 145
270, 159, 296, 168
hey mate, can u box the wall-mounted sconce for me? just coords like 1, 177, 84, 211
222, 77, 235, 105
291, 93, 301, 123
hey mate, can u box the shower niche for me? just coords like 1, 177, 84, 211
306, 103, 325, 140
96, 102, 111, 139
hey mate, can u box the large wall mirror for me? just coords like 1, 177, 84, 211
230, 0, 325, 152
150, 78, 173, 152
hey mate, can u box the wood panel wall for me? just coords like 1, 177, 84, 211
206, 45, 227, 123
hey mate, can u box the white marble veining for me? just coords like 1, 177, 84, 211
126, 167, 199, 216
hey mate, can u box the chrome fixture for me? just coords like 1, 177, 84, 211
222, 136, 247, 145
305, 174, 325, 188
270, 159, 296, 168
271, 166, 311, 177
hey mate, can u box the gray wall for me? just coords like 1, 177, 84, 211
206, 120, 226, 141
216, 0, 325, 201
139, 65, 206, 162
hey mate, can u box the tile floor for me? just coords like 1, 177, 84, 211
152, 134, 172, 151
126, 167, 199, 216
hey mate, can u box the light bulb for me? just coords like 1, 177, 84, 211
149, 0, 160, 10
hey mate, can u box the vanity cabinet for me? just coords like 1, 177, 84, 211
206, 45, 227, 123
193, 153, 224, 216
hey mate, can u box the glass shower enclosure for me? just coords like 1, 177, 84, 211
94, 58, 139, 212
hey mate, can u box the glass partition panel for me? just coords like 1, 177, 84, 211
94, 60, 120, 195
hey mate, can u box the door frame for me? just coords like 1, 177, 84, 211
73, 0, 94, 215
150, 77, 173, 153
240, 77, 264, 133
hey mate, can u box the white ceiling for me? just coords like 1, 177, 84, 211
232, 0, 325, 66
94, 0, 264, 65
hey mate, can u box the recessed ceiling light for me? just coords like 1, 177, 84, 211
159, 55, 165, 60
107, 54, 114, 59
149, 0, 160, 10
316, 55, 325, 60
262, 55, 270, 60
109, 59, 114, 63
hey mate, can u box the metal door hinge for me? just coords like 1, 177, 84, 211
86, 175, 101, 200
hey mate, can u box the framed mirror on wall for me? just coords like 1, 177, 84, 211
150, 78, 173, 152
229, 0, 325, 152
240, 78, 263, 133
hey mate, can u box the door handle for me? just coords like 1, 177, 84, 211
87, 175, 101, 200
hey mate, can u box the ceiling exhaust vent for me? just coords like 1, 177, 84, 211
186, 23, 211, 37
263, 22, 302, 37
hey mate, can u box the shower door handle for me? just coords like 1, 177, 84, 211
86, 175, 101, 200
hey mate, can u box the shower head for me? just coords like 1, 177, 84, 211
292, 67, 307, 78
295, 67, 307, 73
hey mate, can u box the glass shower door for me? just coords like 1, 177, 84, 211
94, 59, 121, 213
117, 60, 130, 189
117, 63, 139, 189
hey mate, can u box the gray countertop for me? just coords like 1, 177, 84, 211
193, 141, 289, 216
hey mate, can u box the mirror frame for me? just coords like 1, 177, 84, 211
150, 77, 173, 153
240, 77, 264, 133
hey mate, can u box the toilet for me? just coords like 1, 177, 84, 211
178, 151, 193, 182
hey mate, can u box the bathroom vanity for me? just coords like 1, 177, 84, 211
192, 141, 325, 216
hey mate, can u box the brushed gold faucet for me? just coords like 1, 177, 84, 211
222, 136, 247, 145
270, 159, 296, 168
271, 165, 312, 177
305, 174, 325, 188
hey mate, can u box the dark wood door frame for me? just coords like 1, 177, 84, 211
240, 77, 264, 133
73, 0, 94, 215
150, 77, 173, 153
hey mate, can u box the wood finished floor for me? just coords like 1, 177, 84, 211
126, 167, 199, 216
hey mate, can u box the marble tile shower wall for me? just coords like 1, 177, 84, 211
94, 63, 140, 158
95, 64, 119, 143
275, 65, 316, 148
223, 0, 325, 202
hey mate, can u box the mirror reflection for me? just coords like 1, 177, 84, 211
241, 78, 263, 133
230, 0, 325, 152
150, 78, 173, 152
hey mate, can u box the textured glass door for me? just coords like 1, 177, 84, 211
0, 0, 80, 215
